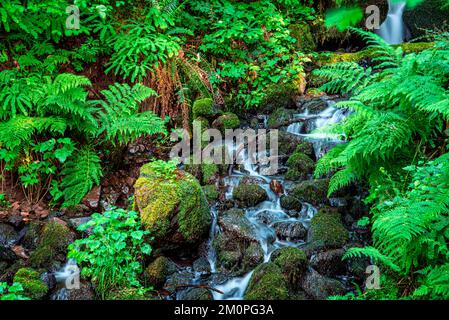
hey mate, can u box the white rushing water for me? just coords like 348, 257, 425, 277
209, 100, 349, 300
377, 0, 407, 45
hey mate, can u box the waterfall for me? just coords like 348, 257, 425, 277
377, 0, 407, 45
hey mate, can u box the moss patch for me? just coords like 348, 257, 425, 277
192, 98, 215, 118
29, 221, 72, 268
203, 184, 219, 202
290, 178, 329, 206
244, 263, 289, 300
13, 268, 47, 300
134, 163, 211, 248
232, 184, 267, 207
273, 247, 307, 289
309, 207, 349, 249
286, 151, 315, 181
212, 112, 240, 131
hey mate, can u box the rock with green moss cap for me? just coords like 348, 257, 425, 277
308, 207, 349, 249
232, 184, 267, 208
179, 287, 213, 300
192, 98, 215, 118
212, 112, 240, 131
13, 268, 48, 300
267, 108, 294, 129
134, 163, 211, 250
192, 116, 210, 132
145, 256, 177, 288
29, 220, 73, 269
280, 195, 302, 211
244, 262, 289, 300
285, 151, 315, 181
290, 179, 329, 206
272, 247, 307, 290
301, 268, 345, 300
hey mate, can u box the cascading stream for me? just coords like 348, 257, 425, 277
209, 99, 349, 300
377, 0, 407, 45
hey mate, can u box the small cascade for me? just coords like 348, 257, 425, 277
203, 98, 349, 300
377, 0, 407, 45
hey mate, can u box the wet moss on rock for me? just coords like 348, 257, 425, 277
290, 178, 329, 206
244, 262, 289, 300
192, 98, 215, 118
13, 268, 48, 300
29, 220, 72, 269
212, 112, 240, 131
309, 207, 349, 249
203, 184, 219, 202
134, 163, 211, 249
285, 151, 315, 181
272, 247, 307, 290
232, 184, 267, 208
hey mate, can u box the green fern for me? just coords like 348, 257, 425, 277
60, 147, 102, 207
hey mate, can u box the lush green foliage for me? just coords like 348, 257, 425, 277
0, 282, 29, 300
68, 207, 153, 298
314, 28, 449, 299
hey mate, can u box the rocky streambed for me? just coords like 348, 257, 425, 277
0, 95, 371, 300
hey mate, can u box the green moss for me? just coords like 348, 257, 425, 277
29, 221, 71, 268
203, 184, 219, 202
295, 143, 315, 158
212, 112, 240, 131
232, 184, 267, 207
289, 23, 316, 52
273, 247, 307, 289
309, 207, 349, 248
244, 263, 289, 300
192, 98, 214, 118
134, 163, 211, 246
202, 163, 218, 185
280, 195, 301, 211
291, 178, 329, 206
267, 108, 293, 128
145, 256, 177, 287
285, 151, 315, 181
13, 268, 47, 300
107, 288, 156, 300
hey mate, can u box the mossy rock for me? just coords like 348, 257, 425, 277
232, 184, 267, 208
285, 151, 315, 181
202, 163, 219, 185
145, 256, 177, 288
267, 108, 294, 128
134, 163, 211, 250
290, 179, 329, 206
29, 220, 72, 269
289, 23, 316, 52
308, 207, 349, 249
295, 143, 315, 160
203, 184, 219, 202
13, 268, 48, 300
277, 131, 309, 157
280, 195, 302, 211
244, 262, 289, 300
179, 287, 213, 300
272, 247, 308, 290
212, 112, 240, 131
192, 98, 215, 118
260, 81, 299, 112
107, 288, 156, 300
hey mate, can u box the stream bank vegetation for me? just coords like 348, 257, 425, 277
0, 0, 448, 301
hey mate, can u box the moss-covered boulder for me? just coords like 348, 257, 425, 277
267, 108, 294, 128
192, 116, 210, 132
280, 195, 302, 211
289, 23, 316, 52
308, 207, 349, 249
134, 163, 211, 250
272, 247, 308, 290
107, 287, 155, 300
260, 81, 300, 111
145, 256, 177, 288
310, 248, 346, 277
179, 287, 213, 300
13, 268, 48, 300
192, 98, 215, 118
232, 184, 267, 208
29, 220, 73, 269
290, 179, 329, 206
277, 132, 313, 159
285, 151, 315, 181
244, 262, 289, 300
212, 112, 240, 132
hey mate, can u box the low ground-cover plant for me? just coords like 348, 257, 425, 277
0, 282, 29, 300
68, 207, 153, 299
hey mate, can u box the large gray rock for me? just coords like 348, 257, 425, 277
301, 268, 346, 299
272, 221, 307, 242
